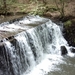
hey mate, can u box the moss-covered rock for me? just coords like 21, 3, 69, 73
64, 20, 72, 28
64, 19, 75, 46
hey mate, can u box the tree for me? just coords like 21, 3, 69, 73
42, 0, 47, 5
54, 0, 65, 19
3, 0, 7, 15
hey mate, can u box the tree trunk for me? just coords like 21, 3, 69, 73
3, 0, 7, 15
60, 0, 65, 19
43, 0, 47, 5
54, 0, 65, 20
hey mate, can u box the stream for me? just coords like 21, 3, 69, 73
0, 15, 75, 75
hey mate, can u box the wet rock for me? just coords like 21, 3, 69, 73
8, 36, 14, 40
64, 19, 75, 47
0, 45, 9, 75
71, 48, 75, 53
61, 46, 68, 55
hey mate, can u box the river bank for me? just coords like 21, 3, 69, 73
0, 0, 75, 46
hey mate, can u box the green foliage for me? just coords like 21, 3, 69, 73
45, 6, 58, 12
29, 4, 46, 16
29, 7, 45, 16
64, 20, 72, 28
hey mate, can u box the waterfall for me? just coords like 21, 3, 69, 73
0, 15, 75, 75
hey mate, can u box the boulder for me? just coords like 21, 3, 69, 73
71, 48, 75, 53
61, 46, 68, 55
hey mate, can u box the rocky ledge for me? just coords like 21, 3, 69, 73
63, 18, 75, 47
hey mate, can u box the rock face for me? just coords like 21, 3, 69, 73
64, 19, 75, 47
0, 45, 10, 75
60, 46, 68, 55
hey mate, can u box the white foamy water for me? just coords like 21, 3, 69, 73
1, 15, 75, 75
23, 54, 65, 75
0, 23, 26, 32
19, 15, 48, 24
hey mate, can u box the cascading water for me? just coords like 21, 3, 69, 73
0, 15, 75, 75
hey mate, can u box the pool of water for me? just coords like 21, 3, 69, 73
48, 56, 75, 75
